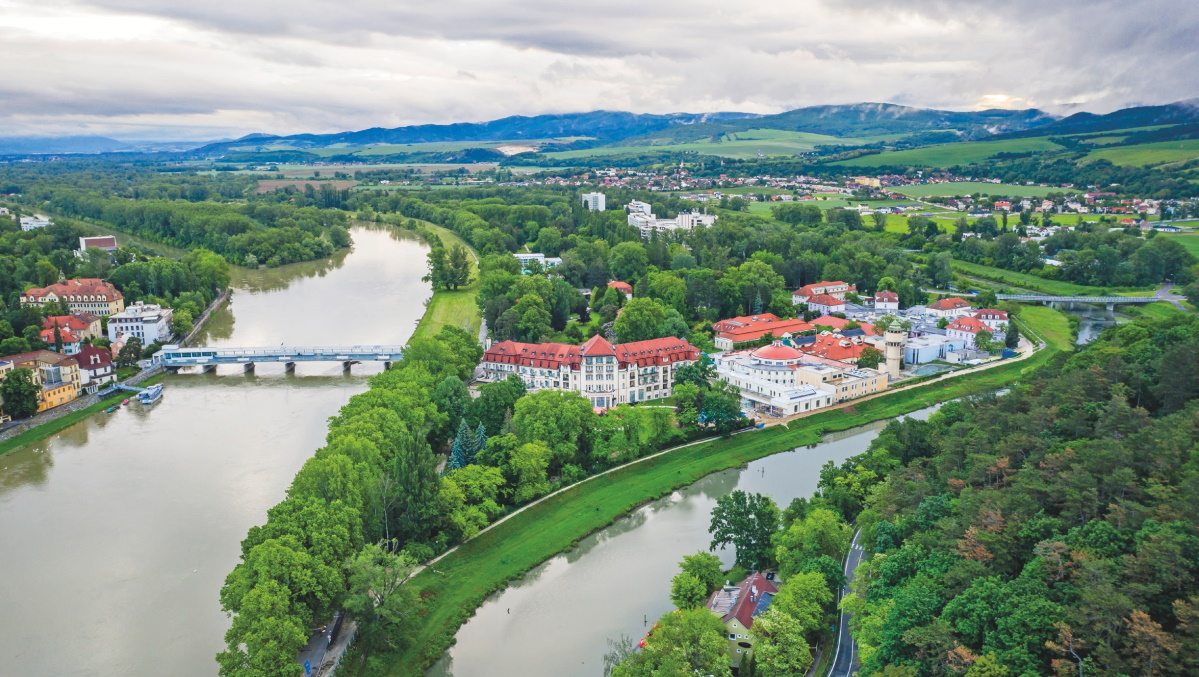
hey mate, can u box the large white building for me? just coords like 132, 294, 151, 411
581, 192, 607, 211
480, 334, 699, 409
20, 215, 52, 231
514, 252, 563, 273
713, 342, 888, 417
625, 200, 716, 238
107, 302, 174, 345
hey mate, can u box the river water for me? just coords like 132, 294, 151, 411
0, 225, 430, 677
428, 405, 942, 677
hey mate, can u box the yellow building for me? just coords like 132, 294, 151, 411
705, 572, 779, 669
21, 278, 125, 316
2, 350, 82, 412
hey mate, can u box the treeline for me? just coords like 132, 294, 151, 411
805, 315, 1199, 676
218, 321, 751, 675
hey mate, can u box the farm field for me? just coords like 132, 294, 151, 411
1161, 232, 1199, 257
893, 182, 1071, 198
543, 130, 899, 160
1084, 139, 1199, 166
835, 137, 1066, 167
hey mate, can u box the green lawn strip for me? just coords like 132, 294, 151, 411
0, 373, 165, 457
379, 344, 1059, 676
1015, 305, 1074, 351
400, 221, 482, 341
1123, 301, 1190, 321
949, 260, 1154, 296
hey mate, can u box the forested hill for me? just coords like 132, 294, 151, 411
817, 314, 1199, 676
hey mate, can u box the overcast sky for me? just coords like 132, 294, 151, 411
2, 0, 1197, 140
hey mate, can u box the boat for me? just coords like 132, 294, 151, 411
122, 399, 129, 405
137, 384, 164, 405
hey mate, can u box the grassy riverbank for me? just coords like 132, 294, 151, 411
406, 222, 482, 342
0, 373, 165, 457
949, 259, 1154, 296
377, 315, 1068, 676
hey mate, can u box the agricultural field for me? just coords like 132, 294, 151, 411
892, 182, 1071, 198
542, 129, 901, 160
1083, 139, 1199, 166
834, 137, 1066, 168
1161, 232, 1199, 257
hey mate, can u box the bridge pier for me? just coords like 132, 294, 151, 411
383, 361, 392, 370
342, 361, 353, 372
201, 364, 216, 374
1106, 302, 1115, 321
284, 362, 296, 373
243, 363, 255, 374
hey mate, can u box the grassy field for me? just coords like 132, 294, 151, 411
543, 130, 900, 160
406, 223, 481, 342
835, 137, 1066, 168
0, 374, 164, 458
1161, 232, 1199, 258
1016, 305, 1074, 350
1123, 301, 1191, 321
893, 182, 1070, 198
375, 312, 1067, 676
1084, 139, 1199, 166
950, 259, 1155, 296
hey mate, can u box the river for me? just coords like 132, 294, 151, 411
428, 404, 943, 677
0, 225, 431, 677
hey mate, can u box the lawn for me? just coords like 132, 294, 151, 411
892, 182, 1072, 198
406, 222, 481, 342
949, 259, 1155, 296
1015, 305, 1074, 351
835, 137, 1066, 168
372, 318, 1066, 676
1124, 301, 1191, 322
1161, 233, 1199, 258
1084, 139, 1199, 167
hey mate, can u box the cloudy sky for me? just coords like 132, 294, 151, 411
2, 0, 1197, 141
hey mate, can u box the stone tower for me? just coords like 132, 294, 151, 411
884, 327, 905, 381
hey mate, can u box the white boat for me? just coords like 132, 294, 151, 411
137, 384, 164, 405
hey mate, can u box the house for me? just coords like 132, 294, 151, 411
945, 316, 1000, 348
21, 278, 125, 316
791, 281, 856, 305
73, 344, 115, 393
513, 252, 562, 273
805, 294, 846, 316
580, 192, 606, 211
107, 302, 174, 345
607, 280, 634, 300
926, 297, 973, 319
809, 315, 877, 336
20, 215, 52, 231
706, 572, 779, 669
972, 309, 1010, 331
800, 331, 873, 362
711, 313, 814, 351
873, 290, 900, 311
78, 236, 119, 255
0, 350, 83, 412
480, 334, 699, 409
39, 326, 82, 355
42, 313, 101, 340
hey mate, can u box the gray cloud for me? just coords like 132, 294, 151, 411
1, 0, 1196, 140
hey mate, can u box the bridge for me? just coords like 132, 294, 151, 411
152, 344, 405, 373
995, 294, 1159, 304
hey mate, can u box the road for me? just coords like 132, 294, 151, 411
829, 530, 866, 677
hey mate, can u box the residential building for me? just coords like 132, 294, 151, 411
73, 345, 115, 393
625, 200, 716, 238
513, 252, 562, 274
904, 334, 968, 364
78, 235, 119, 255
607, 280, 633, 300
39, 326, 82, 355
42, 313, 102, 340
580, 192, 606, 211
805, 294, 846, 316
706, 572, 779, 669
21, 278, 125, 316
799, 331, 876, 362
714, 341, 886, 416
1, 351, 83, 412
107, 302, 174, 345
626, 200, 653, 217
20, 214, 52, 231
711, 313, 813, 351
873, 290, 900, 311
926, 297, 973, 319
480, 335, 699, 409
972, 308, 1010, 331
946, 316, 1002, 348
791, 280, 856, 305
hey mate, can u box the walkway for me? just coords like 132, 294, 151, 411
829, 530, 865, 677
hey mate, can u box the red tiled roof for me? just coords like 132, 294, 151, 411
74, 345, 113, 369
706, 572, 779, 630
2, 350, 78, 368
80, 236, 118, 249
929, 297, 971, 311
42, 315, 95, 332
973, 309, 1009, 321
581, 334, 617, 356
800, 333, 869, 361
793, 281, 855, 297
483, 336, 698, 370
806, 294, 845, 307
21, 278, 123, 302
712, 314, 814, 343
607, 281, 633, 293
947, 316, 987, 333
40, 327, 80, 344
875, 290, 899, 302
752, 343, 803, 360
810, 315, 877, 336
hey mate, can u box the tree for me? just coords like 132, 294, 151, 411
423, 245, 448, 290
608, 242, 649, 283
513, 389, 597, 470
680, 550, 725, 593
612, 607, 731, 677
0, 337, 31, 356
670, 572, 709, 609
344, 543, 419, 655
857, 345, 884, 370
613, 297, 668, 343
701, 380, 744, 434
448, 419, 476, 470
118, 337, 143, 368
508, 441, 552, 503
975, 328, 993, 352
171, 309, 194, 338
446, 243, 472, 290
709, 490, 779, 569
512, 294, 552, 343
0, 367, 40, 418
1004, 322, 1020, 349
217, 579, 307, 677
753, 608, 815, 677
771, 572, 833, 636
964, 653, 1010, 677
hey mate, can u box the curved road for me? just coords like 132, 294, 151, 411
829, 530, 865, 677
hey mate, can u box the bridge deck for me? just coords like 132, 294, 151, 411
153, 345, 405, 366
996, 295, 1159, 303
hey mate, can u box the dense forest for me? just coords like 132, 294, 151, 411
802, 314, 1199, 676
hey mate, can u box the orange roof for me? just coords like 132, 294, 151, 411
793, 281, 855, 297
806, 294, 845, 307
929, 297, 972, 311
800, 333, 869, 361
875, 290, 899, 302
42, 315, 95, 332
752, 343, 803, 360
947, 316, 987, 333
607, 281, 633, 293
810, 315, 877, 336
712, 314, 814, 343
973, 309, 1009, 321
22, 278, 123, 302
483, 336, 698, 370
40, 327, 80, 344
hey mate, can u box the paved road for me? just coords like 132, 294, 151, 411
829, 530, 866, 677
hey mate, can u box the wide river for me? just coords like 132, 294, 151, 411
428, 404, 942, 677
0, 225, 431, 677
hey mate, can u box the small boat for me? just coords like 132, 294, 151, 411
122, 399, 129, 405
106, 406, 117, 413
137, 384, 164, 405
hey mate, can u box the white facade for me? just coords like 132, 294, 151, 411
626, 200, 653, 217
904, 335, 967, 365
581, 192, 606, 211
513, 252, 562, 273
713, 343, 887, 417
107, 302, 174, 345
20, 215, 52, 231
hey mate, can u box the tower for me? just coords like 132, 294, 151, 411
884, 327, 905, 381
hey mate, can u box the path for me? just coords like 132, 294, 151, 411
830, 530, 865, 677
1155, 282, 1193, 314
